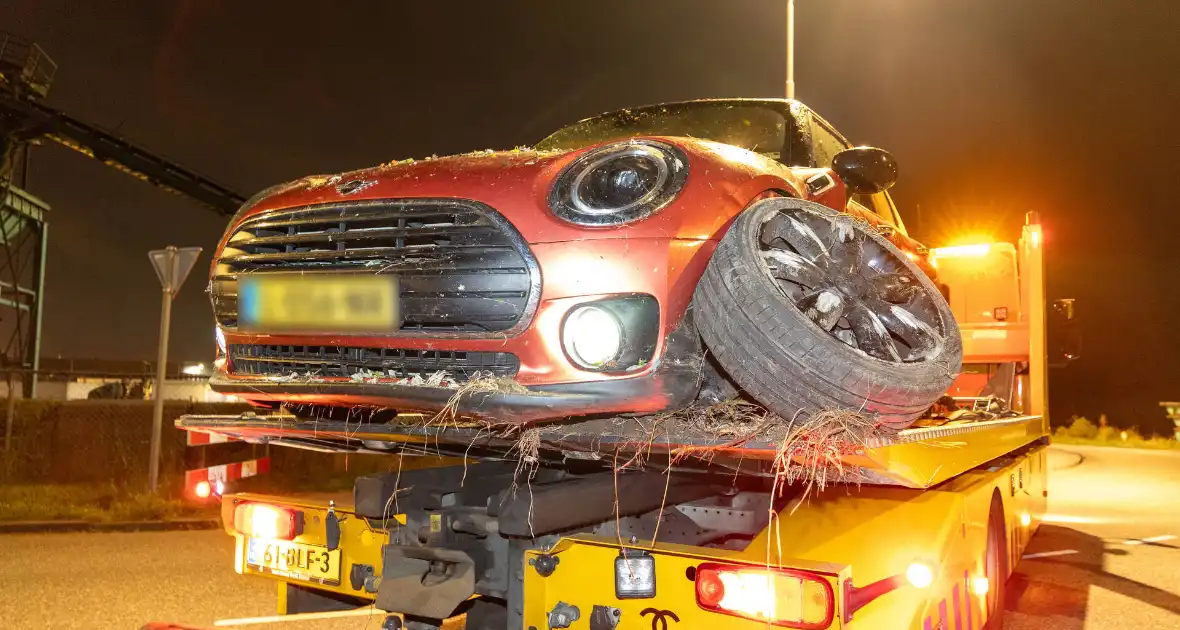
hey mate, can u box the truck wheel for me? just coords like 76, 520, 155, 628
693, 198, 961, 428
983, 493, 1009, 629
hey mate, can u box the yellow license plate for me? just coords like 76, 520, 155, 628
239, 274, 399, 332
246, 538, 342, 585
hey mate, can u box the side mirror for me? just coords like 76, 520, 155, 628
1048, 298, 1081, 367
831, 147, 899, 195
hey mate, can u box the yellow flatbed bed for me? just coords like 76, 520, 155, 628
178, 411, 1047, 490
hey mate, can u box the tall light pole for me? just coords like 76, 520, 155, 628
786, 0, 796, 99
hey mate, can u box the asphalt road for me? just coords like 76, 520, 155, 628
1005, 445, 1180, 629
0, 445, 1177, 629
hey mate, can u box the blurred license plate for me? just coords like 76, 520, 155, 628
246, 538, 342, 585
239, 274, 399, 332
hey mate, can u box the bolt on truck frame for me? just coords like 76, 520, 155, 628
173, 213, 1071, 630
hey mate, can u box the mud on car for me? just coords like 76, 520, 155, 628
209, 99, 960, 428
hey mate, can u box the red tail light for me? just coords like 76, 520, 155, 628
233, 503, 300, 540
193, 480, 212, 499
694, 563, 835, 628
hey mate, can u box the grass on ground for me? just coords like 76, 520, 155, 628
0, 484, 215, 523
0, 453, 460, 523
1053, 416, 1179, 450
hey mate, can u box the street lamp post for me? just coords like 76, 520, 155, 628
786, 0, 796, 99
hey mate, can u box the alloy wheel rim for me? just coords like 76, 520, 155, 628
758, 208, 947, 363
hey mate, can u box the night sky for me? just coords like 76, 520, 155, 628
3, 1, 1177, 433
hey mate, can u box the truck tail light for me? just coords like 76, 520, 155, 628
233, 503, 300, 540
694, 563, 834, 628
906, 562, 935, 589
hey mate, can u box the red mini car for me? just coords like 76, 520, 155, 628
208, 99, 960, 427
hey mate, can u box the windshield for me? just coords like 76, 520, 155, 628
536, 102, 792, 157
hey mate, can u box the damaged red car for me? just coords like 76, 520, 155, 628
209, 99, 960, 427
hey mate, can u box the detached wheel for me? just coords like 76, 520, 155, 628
693, 198, 961, 428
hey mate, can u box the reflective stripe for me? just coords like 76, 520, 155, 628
953, 582, 963, 630
940, 598, 949, 629
964, 570, 974, 630
184, 456, 270, 488
186, 430, 235, 446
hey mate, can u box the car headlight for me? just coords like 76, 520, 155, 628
215, 325, 227, 355
549, 141, 688, 226
561, 296, 660, 372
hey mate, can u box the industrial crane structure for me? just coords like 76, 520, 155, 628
0, 31, 244, 396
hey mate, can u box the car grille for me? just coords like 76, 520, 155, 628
228, 344, 520, 381
211, 199, 537, 334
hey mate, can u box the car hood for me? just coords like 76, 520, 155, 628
228, 140, 804, 246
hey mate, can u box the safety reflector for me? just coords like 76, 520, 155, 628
694, 563, 834, 628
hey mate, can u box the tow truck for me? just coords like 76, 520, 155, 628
171, 208, 1077, 630
0, 29, 1074, 630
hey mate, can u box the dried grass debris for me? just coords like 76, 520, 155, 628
431, 371, 531, 425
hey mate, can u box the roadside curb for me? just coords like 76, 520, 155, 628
0, 517, 220, 534
1050, 443, 1180, 454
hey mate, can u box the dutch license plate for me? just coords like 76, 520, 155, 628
246, 538, 342, 585
238, 274, 399, 332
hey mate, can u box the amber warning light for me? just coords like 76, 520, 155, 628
931, 243, 992, 258
694, 563, 834, 628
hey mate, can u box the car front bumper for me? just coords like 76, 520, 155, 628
209, 327, 702, 422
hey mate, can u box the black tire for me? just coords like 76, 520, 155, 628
983, 492, 1009, 629
693, 198, 961, 427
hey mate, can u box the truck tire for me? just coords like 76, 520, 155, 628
983, 492, 1009, 629
693, 198, 961, 428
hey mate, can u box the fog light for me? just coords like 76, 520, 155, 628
194, 480, 212, 499
563, 305, 622, 369
906, 563, 935, 589
615, 552, 656, 599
